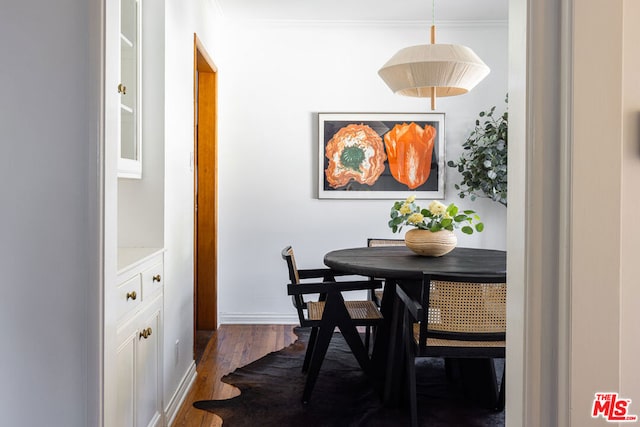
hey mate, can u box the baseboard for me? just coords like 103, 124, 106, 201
218, 312, 299, 325
165, 361, 197, 427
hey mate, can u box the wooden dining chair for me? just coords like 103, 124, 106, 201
389, 273, 506, 427
281, 246, 384, 403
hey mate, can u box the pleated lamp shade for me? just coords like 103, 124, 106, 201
378, 43, 490, 98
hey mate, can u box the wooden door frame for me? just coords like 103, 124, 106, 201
193, 34, 218, 343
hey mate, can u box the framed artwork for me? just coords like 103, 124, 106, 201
318, 112, 445, 199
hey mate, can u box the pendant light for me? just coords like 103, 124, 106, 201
378, 0, 490, 110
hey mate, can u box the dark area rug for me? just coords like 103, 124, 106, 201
193, 328, 504, 426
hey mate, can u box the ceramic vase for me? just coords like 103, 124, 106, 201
404, 229, 457, 257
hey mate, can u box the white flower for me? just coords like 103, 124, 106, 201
488, 170, 497, 180
484, 160, 492, 168
407, 213, 424, 224
428, 200, 447, 216
399, 203, 412, 215
406, 195, 416, 203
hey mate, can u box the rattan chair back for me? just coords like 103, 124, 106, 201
281, 246, 307, 325
367, 238, 406, 247
423, 277, 506, 342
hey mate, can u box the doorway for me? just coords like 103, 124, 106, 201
193, 34, 218, 360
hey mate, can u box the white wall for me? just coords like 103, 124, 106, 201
215, 20, 508, 323
162, 0, 224, 414
0, 1, 101, 425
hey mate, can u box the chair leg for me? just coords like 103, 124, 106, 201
364, 326, 370, 354
403, 311, 418, 427
340, 322, 371, 374
302, 327, 318, 373
459, 358, 500, 409
302, 324, 334, 404
496, 360, 505, 411
370, 325, 377, 353
303, 292, 373, 403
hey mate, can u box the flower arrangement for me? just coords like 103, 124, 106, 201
388, 196, 484, 235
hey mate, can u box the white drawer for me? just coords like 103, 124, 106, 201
117, 274, 142, 319
142, 261, 163, 300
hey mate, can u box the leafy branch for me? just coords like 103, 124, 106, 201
448, 96, 508, 207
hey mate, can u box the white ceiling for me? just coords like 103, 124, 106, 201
215, 0, 508, 23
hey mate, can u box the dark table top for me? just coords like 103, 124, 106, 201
324, 246, 506, 280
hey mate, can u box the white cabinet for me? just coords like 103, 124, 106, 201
116, 250, 164, 427
118, 0, 142, 178
104, 0, 166, 423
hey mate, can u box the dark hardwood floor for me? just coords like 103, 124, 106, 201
195, 330, 215, 364
171, 324, 297, 427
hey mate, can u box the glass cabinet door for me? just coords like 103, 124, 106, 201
118, 0, 142, 178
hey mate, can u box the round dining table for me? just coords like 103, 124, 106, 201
323, 245, 507, 407
324, 246, 507, 280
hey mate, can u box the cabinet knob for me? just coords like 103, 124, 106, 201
152, 274, 161, 283
139, 327, 153, 340
117, 83, 127, 95
126, 290, 137, 301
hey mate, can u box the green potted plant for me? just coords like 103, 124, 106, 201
448, 96, 508, 207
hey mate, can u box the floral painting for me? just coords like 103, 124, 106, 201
318, 113, 445, 199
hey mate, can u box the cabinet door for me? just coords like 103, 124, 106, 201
118, 0, 142, 178
136, 296, 162, 427
116, 293, 162, 427
116, 328, 136, 427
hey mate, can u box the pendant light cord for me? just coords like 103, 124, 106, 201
430, 0, 436, 110
432, 0, 435, 27
430, 0, 436, 44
